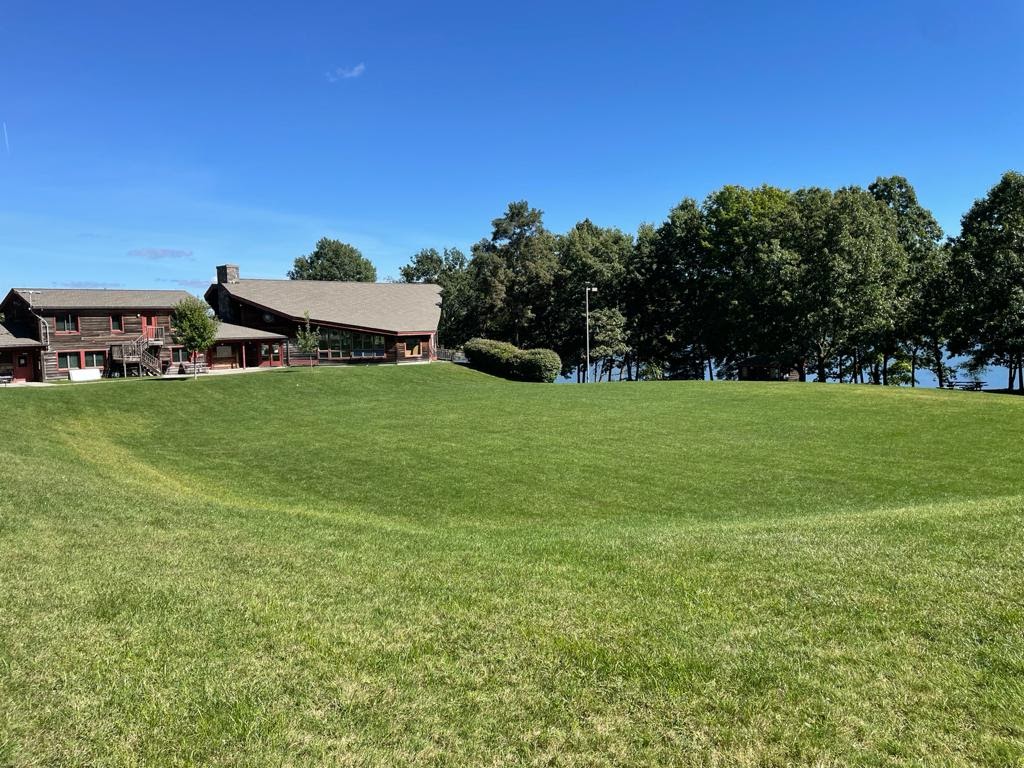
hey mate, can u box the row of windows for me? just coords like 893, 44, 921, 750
53, 313, 153, 334
318, 330, 387, 360
56, 350, 106, 370
57, 347, 191, 370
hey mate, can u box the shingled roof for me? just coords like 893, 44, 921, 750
0, 323, 42, 349
214, 322, 287, 342
211, 279, 442, 334
11, 288, 193, 310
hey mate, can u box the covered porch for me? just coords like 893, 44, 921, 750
205, 322, 287, 371
0, 324, 43, 383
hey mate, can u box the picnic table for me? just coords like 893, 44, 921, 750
0, 375, 12, 386
945, 380, 985, 391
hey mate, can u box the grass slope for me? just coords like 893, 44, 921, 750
1, 365, 1022, 767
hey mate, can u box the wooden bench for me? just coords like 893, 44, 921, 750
179, 361, 209, 375
0, 375, 13, 386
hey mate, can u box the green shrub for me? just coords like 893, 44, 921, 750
516, 349, 562, 383
463, 338, 561, 383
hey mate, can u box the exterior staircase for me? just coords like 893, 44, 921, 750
111, 334, 164, 376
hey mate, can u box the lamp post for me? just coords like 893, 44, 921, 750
584, 286, 598, 383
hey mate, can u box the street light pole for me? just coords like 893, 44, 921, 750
584, 286, 597, 382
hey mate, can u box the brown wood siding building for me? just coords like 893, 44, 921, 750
1, 289, 192, 381
204, 265, 440, 367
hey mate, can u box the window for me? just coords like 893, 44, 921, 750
110, 315, 124, 332
318, 328, 352, 360
57, 352, 81, 369
353, 333, 386, 358
55, 313, 78, 333
84, 351, 105, 368
171, 347, 189, 363
317, 329, 386, 359
404, 337, 422, 357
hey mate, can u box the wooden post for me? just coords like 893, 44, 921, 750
241, 343, 247, 369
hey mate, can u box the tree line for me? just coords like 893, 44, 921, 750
396, 172, 1024, 389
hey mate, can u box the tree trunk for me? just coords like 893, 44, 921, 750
881, 355, 889, 386
910, 348, 917, 388
1018, 359, 1023, 391
708, 358, 715, 381
1008, 364, 1015, 392
932, 341, 944, 389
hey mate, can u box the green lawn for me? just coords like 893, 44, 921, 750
1, 364, 1022, 766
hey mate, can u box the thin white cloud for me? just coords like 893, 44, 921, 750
127, 247, 194, 261
156, 277, 211, 290
326, 63, 366, 82
2, 122, 9, 154
54, 280, 125, 289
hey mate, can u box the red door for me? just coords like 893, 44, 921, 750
13, 351, 34, 382
141, 315, 157, 339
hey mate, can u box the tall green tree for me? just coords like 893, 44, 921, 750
702, 185, 801, 376
171, 297, 220, 379
399, 248, 445, 283
550, 219, 632, 377
869, 176, 946, 385
400, 247, 473, 346
588, 307, 629, 381
791, 186, 904, 383
289, 238, 377, 282
466, 201, 558, 348
947, 171, 1024, 390
624, 200, 713, 380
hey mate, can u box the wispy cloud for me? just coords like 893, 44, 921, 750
326, 62, 366, 82
127, 247, 194, 261
2, 122, 9, 154
53, 280, 125, 289
156, 277, 211, 290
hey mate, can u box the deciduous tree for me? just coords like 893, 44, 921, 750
400, 247, 473, 346
171, 297, 220, 379
289, 238, 377, 282
947, 171, 1024, 390
295, 311, 320, 369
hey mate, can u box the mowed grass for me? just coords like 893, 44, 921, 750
1, 364, 1022, 767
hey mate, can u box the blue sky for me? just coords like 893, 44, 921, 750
1, 0, 1022, 291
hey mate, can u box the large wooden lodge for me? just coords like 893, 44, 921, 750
206, 265, 441, 366
0, 265, 441, 382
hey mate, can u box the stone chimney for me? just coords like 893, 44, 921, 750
216, 264, 240, 284
214, 265, 239, 321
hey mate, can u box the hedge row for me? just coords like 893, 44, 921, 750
463, 338, 561, 383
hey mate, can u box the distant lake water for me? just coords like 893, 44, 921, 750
556, 360, 1011, 389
